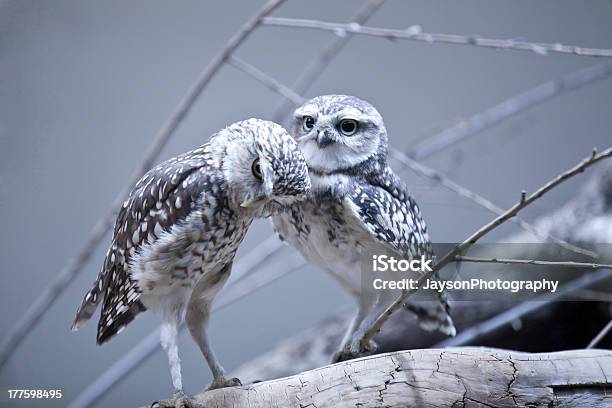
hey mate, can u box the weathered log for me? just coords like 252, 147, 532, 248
181, 348, 612, 408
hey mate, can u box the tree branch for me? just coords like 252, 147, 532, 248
227, 56, 305, 105
271, 0, 386, 124
587, 319, 612, 349
407, 61, 612, 159
453, 256, 612, 269
262, 17, 612, 57
391, 150, 597, 259
363, 146, 612, 346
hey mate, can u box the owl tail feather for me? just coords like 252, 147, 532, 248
71, 275, 104, 331
404, 298, 457, 337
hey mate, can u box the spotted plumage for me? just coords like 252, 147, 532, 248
273, 95, 455, 362
72, 119, 310, 405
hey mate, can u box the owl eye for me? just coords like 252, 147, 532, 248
251, 158, 263, 180
302, 116, 315, 131
338, 119, 358, 136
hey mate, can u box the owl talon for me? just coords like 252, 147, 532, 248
332, 335, 377, 363
153, 389, 195, 408
207, 376, 242, 390
331, 349, 356, 363
365, 339, 379, 352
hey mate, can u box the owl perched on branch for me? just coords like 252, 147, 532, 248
72, 119, 310, 407
273, 95, 455, 362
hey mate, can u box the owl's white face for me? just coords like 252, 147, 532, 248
218, 119, 311, 217
292, 95, 387, 174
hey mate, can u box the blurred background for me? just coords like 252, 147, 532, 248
1, 0, 611, 406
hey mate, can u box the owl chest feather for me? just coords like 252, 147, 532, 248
274, 196, 368, 280
130, 201, 251, 299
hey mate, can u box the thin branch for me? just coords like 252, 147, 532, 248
67, 253, 307, 408
262, 17, 612, 58
587, 319, 612, 349
363, 146, 612, 345
434, 269, 612, 348
227, 56, 305, 105
407, 61, 612, 160
0, 0, 287, 371
272, 0, 386, 124
390, 150, 598, 259
454, 256, 612, 270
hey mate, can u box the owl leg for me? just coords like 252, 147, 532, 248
338, 289, 396, 362
185, 264, 241, 390
156, 300, 194, 408
332, 292, 376, 363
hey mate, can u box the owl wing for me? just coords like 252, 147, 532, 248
72, 146, 212, 344
344, 167, 456, 336
343, 168, 431, 261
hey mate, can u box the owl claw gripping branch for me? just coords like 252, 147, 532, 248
71, 119, 310, 404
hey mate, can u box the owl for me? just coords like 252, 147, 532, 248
72, 119, 310, 407
272, 95, 455, 362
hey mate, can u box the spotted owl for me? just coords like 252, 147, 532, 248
272, 95, 455, 362
72, 119, 310, 406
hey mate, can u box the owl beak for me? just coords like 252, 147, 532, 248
241, 193, 268, 208
317, 130, 333, 148
240, 198, 257, 208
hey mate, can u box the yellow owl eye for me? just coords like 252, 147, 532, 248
338, 119, 358, 136
251, 158, 262, 180
302, 116, 315, 131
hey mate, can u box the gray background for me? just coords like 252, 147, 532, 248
1, 0, 611, 406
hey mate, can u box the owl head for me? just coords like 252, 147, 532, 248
292, 95, 388, 174
217, 118, 311, 216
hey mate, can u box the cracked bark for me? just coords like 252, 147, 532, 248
152, 349, 611, 408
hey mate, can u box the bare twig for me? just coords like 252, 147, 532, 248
272, 0, 386, 124
363, 146, 612, 345
262, 17, 612, 58
67, 253, 307, 408
434, 269, 612, 348
0, 0, 287, 371
227, 56, 305, 105
587, 319, 612, 349
454, 256, 612, 269
407, 61, 612, 160
391, 150, 597, 259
